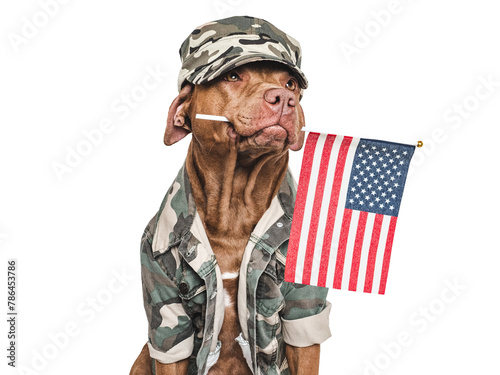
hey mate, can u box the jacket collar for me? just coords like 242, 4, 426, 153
151, 163, 297, 257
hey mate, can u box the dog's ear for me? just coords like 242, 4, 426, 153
164, 84, 194, 146
289, 104, 306, 151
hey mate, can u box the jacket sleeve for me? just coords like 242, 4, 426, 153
280, 281, 332, 348
140, 222, 194, 364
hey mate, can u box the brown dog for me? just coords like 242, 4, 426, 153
131, 15, 331, 375
131, 61, 321, 375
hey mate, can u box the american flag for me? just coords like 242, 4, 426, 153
284, 133, 415, 294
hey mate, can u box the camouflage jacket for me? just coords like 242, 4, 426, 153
141, 164, 331, 375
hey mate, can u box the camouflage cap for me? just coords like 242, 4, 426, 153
177, 15, 308, 91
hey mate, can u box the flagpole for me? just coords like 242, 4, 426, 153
195, 115, 423, 148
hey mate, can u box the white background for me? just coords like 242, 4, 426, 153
1, 0, 499, 374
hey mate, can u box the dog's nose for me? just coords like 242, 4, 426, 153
264, 88, 296, 113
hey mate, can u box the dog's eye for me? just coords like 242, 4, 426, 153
224, 72, 240, 82
285, 79, 297, 91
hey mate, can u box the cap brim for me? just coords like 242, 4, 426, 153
203, 54, 308, 89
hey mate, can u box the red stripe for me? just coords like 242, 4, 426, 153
348, 211, 368, 291
302, 135, 336, 285
332, 208, 353, 289
378, 216, 398, 295
363, 214, 384, 293
317, 137, 353, 287
284, 133, 320, 283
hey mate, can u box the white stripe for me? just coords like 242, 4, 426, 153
195, 114, 229, 122
372, 215, 391, 293
324, 138, 360, 288
356, 213, 376, 292
309, 136, 344, 286
341, 210, 360, 289
294, 133, 328, 283
221, 271, 239, 280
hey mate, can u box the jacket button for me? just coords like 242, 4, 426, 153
179, 282, 189, 295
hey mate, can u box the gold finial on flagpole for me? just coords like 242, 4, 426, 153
417, 141, 423, 148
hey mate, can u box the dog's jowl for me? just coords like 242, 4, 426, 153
130, 16, 331, 375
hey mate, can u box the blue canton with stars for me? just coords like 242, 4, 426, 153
345, 139, 415, 217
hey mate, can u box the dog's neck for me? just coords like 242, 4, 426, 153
186, 141, 289, 239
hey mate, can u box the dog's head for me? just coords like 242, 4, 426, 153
163, 16, 308, 156
165, 61, 305, 154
